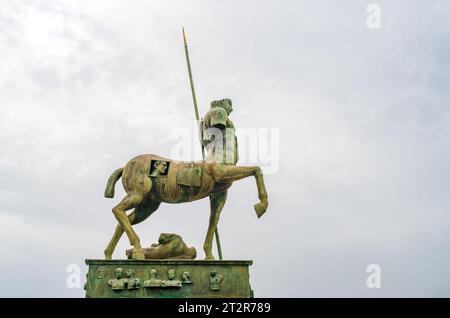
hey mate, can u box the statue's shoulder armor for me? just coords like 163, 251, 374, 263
204, 107, 228, 128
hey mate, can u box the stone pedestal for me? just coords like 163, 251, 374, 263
85, 259, 253, 298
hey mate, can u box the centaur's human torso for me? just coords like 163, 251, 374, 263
201, 99, 238, 165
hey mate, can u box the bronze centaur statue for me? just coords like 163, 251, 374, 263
103, 31, 269, 261
103, 154, 268, 260
103, 99, 268, 260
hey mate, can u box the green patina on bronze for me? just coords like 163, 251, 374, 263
85, 260, 253, 298
86, 29, 268, 298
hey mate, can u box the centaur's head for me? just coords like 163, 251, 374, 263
211, 98, 233, 115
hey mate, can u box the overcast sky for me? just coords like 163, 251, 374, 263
0, 0, 450, 297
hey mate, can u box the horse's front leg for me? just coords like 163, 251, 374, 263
210, 164, 268, 218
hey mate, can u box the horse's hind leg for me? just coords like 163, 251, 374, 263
110, 193, 145, 259
104, 200, 161, 259
104, 211, 136, 260
204, 191, 227, 260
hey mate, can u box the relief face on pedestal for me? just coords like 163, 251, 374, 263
210, 270, 223, 291
107, 267, 142, 291
161, 269, 182, 288
143, 268, 183, 288
126, 269, 141, 290
95, 267, 107, 279
181, 271, 192, 284
143, 269, 162, 288
108, 268, 126, 291
104, 267, 195, 291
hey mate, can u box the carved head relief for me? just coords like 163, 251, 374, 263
181, 271, 192, 284
167, 269, 176, 280
95, 267, 107, 279
149, 160, 169, 177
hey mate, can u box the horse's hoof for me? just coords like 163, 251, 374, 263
254, 202, 267, 218
104, 250, 112, 260
204, 256, 215, 260
132, 248, 145, 260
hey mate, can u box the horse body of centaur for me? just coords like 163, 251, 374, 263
103, 153, 268, 260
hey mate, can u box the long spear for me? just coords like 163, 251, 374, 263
182, 27, 223, 260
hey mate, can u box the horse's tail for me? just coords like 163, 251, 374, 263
104, 168, 123, 198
